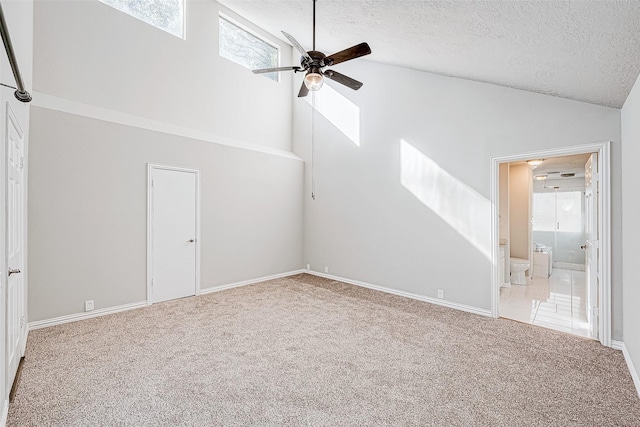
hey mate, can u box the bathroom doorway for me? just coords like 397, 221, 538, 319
490, 142, 612, 346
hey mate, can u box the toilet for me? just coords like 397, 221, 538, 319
510, 258, 530, 285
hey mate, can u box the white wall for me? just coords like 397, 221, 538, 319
27, 0, 304, 322
509, 164, 531, 261
28, 107, 303, 321
293, 60, 623, 338
33, 0, 292, 151
622, 74, 640, 390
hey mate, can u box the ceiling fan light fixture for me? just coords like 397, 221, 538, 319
527, 159, 544, 166
304, 71, 324, 91
251, 1, 371, 97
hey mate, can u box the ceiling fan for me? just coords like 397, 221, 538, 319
252, 0, 372, 97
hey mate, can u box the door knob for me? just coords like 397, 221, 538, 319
8, 268, 20, 276
580, 245, 587, 250
188, 239, 195, 243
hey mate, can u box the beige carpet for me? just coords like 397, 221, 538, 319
8, 274, 640, 426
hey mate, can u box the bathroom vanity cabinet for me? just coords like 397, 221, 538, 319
533, 249, 552, 278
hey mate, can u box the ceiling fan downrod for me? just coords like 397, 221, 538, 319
312, 0, 316, 51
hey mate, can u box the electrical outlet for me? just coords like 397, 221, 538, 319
306, 264, 310, 270
85, 300, 94, 312
437, 290, 444, 299
324, 266, 329, 273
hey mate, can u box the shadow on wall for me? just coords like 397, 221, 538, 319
305, 83, 360, 146
400, 139, 491, 260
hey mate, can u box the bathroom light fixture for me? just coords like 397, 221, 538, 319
534, 175, 548, 180
527, 159, 544, 166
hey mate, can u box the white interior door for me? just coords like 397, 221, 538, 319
5, 106, 25, 393
584, 153, 599, 339
149, 166, 198, 303
0, 104, 6, 413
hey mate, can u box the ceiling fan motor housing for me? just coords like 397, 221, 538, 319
302, 51, 328, 69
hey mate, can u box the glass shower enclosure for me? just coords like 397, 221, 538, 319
532, 191, 585, 270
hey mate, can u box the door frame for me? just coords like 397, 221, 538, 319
490, 141, 612, 347
146, 164, 201, 306
0, 100, 6, 422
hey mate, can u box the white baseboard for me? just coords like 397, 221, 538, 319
305, 270, 493, 317
28, 301, 148, 331
615, 341, 640, 399
612, 340, 624, 350
200, 269, 306, 295
27, 270, 307, 332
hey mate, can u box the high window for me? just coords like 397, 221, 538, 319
100, 0, 185, 38
219, 15, 279, 82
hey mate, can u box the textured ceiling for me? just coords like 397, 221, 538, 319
217, 0, 640, 108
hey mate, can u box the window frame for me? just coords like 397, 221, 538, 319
218, 12, 281, 83
99, 0, 186, 39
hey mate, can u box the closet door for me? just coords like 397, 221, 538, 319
5, 105, 26, 395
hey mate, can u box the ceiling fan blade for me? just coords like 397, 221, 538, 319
325, 42, 371, 66
298, 81, 309, 98
282, 31, 312, 62
323, 70, 363, 90
252, 66, 301, 74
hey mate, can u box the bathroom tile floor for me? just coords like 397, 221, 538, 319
499, 268, 591, 338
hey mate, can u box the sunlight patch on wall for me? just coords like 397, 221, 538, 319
305, 84, 360, 146
400, 139, 491, 259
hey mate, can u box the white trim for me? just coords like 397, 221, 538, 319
1, 399, 7, 427
26, 270, 307, 332
147, 164, 201, 305
27, 301, 147, 331
490, 141, 612, 347
306, 270, 493, 317
599, 142, 612, 347
200, 269, 306, 295
616, 342, 640, 399
30, 91, 302, 162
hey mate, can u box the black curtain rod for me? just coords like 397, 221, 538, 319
0, 2, 31, 103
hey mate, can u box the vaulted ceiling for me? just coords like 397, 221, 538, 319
218, 0, 640, 108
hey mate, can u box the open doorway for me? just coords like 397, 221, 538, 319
490, 142, 611, 347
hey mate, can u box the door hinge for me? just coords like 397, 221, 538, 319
20, 157, 24, 169
592, 307, 600, 317
591, 240, 600, 249
151, 278, 154, 288
20, 315, 25, 328
593, 172, 600, 181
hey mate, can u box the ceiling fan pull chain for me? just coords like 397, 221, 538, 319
312, 0, 316, 51
311, 91, 316, 200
